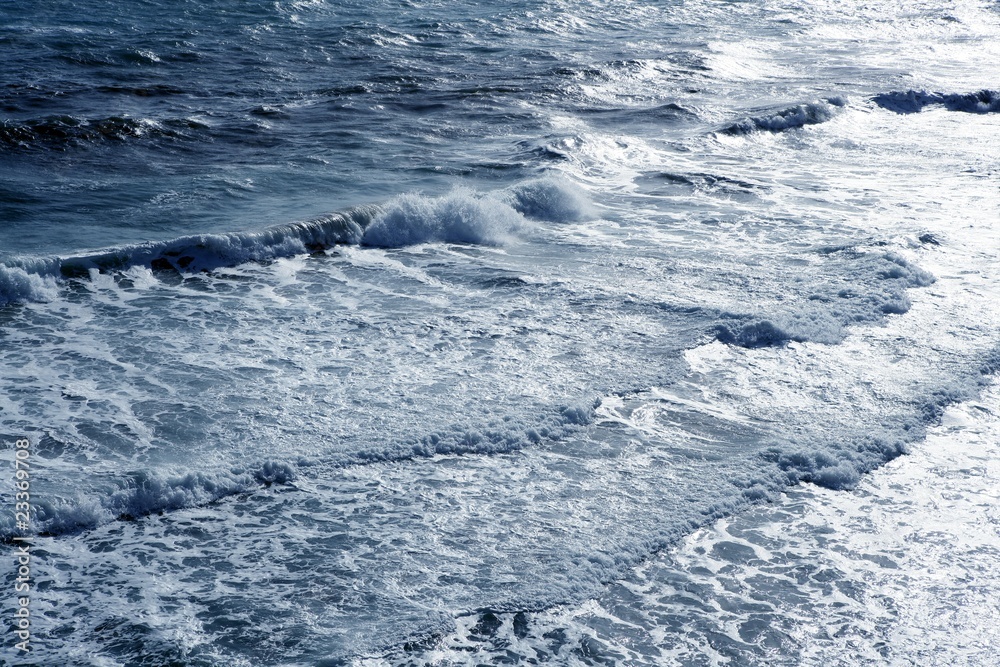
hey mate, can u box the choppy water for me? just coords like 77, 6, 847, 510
1, 1, 999, 665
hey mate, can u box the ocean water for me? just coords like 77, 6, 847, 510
1, 1, 998, 665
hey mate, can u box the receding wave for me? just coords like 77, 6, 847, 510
721, 97, 847, 135
327, 351, 1000, 667
763, 344, 1000, 492
872, 89, 1000, 114
13, 341, 998, 541
0, 178, 593, 306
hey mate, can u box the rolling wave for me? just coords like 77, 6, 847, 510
721, 97, 847, 135
0, 178, 592, 306
872, 89, 1000, 114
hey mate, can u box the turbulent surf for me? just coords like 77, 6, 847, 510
1, 1, 999, 665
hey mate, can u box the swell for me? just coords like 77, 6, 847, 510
0, 110, 308, 151
872, 89, 1000, 114
721, 96, 847, 135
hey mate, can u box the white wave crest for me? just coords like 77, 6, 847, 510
0, 264, 59, 306
362, 178, 594, 248
722, 97, 847, 135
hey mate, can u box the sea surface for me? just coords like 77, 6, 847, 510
1, 1, 999, 665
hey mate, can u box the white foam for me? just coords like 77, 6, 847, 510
362, 189, 528, 248
723, 98, 847, 135
0, 263, 58, 306
2, 461, 297, 537
362, 179, 594, 248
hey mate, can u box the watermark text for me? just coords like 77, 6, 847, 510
11, 438, 31, 654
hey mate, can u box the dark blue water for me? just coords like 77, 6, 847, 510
2, 0, 690, 256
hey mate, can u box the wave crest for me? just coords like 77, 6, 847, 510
722, 97, 847, 135
0, 264, 59, 307
362, 178, 594, 248
872, 89, 1000, 114
0, 179, 593, 306
0, 206, 376, 306
60, 205, 378, 277
362, 191, 526, 248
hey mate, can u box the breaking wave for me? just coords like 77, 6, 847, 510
721, 97, 848, 135
0, 178, 592, 306
362, 178, 593, 247
0, 461, 297, 540
0, 264, 59, 307
872, 89, 1000, 114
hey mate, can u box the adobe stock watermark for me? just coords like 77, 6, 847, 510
10, 437, 32, 655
